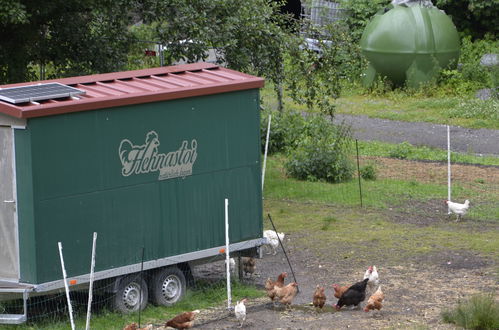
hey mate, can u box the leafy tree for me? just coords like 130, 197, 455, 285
339, 0, 391, 42
435, 0, 498, 39
140, 0, 293, 108
285, 22, 362, 118
0, 0, 28, 25
0, 0, 136, 84
1, 0, 293, 99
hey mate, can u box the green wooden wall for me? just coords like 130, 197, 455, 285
15, 89, 262, 284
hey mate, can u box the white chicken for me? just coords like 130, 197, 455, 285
227, 258, 236, 274
235, 298, 247, 328
263, 230, 285, 255
446, 200, 470, 221
363, 265, 379, 292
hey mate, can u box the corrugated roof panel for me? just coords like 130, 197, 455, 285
96, 81, 136, 94
75, 85, 110, 98
180, 71, 226, 85
84, 83, 124, 96
133, 77, 174, 90
153, 74, 195, 87
0, 63, 264, 118
196, 70, 233, 83
126, 78, 164, 92
113, 81, 152, 93
203, 69, 247, 80
148, 76, 187, 89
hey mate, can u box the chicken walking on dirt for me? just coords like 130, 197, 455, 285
446, 199, 470, 221
242, 257, 256, 277
265, 272, 287, 305
235, 298, 247, 328
123, 323, 152, 330
274, 282, 298, 309
334, 278, 369, 310
263, 230, 285, 255
332, 283, 350, 299
312, 285, 326, 310
363, 265, 379, 292
165, 310, 200, 329
364, 286, 385, 312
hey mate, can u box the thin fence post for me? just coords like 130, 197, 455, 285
138, 246, 145, 327
224, 198, 232, 310
267, 214, 298, 291
447, 125, 452, 213
355, 139, 363, 208
158, 43, 164, 67
58, 242, 75, 330
262, 115, 272, 193
85, 232, 98, 330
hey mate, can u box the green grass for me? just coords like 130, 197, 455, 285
357, 140, 499, 166
5, 281, 263, 330
263, 153, 499, 262
261, 83, 499, 130
336, 92, 499, 130
442, 294, 499, 329
264, 199, 499, 263
266, 154, 449, 207
265, 154, 499, 221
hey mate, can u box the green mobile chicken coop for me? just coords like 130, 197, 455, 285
0, 63, 265, 323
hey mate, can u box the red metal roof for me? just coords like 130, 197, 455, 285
0, 63, 265, 119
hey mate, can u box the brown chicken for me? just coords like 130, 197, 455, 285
165, 310, 200, 329
274, 282, 298, 309
364, 286, 384, 312
312, 285, 326, 310
123, 323, 152, 330
265, 272, 287, 303
332, 283, 350, 299
242, 257, 256, 277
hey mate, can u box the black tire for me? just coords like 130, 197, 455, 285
150, 266, 186, 306
112, 274, 148, 313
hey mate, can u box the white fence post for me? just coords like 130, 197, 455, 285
447, 125, 452, 213
85, 232, 98, 330
58, 242, 75, 330
224, 198, 232, 310
262, 115, 272, 193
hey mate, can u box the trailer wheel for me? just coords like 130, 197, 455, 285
150, 266, 186, 306
113, 274, 148, 313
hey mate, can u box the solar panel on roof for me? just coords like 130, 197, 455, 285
0, 82, 85, 104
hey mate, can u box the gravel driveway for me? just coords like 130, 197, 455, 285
335, 114, 499, 156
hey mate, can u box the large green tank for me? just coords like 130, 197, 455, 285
360, 5, 460, 88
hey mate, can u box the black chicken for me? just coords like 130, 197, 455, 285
334, 278, 369, 310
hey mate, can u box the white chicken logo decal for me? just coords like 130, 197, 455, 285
119, 130, 197, 180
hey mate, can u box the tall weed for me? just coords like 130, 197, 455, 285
442, 294, 499, 329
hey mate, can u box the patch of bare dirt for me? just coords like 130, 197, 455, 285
363, 156, 499, 188
181, 236, 498, 330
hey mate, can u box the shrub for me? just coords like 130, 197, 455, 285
260, 109, 305, 154
360, 163, 377, 180
284, 115, 354, 183
389, 142, 413, 159
458, 37, 498, 88
442, 294, 499, 329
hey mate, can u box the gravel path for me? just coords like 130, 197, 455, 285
335, 114, 499, 156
